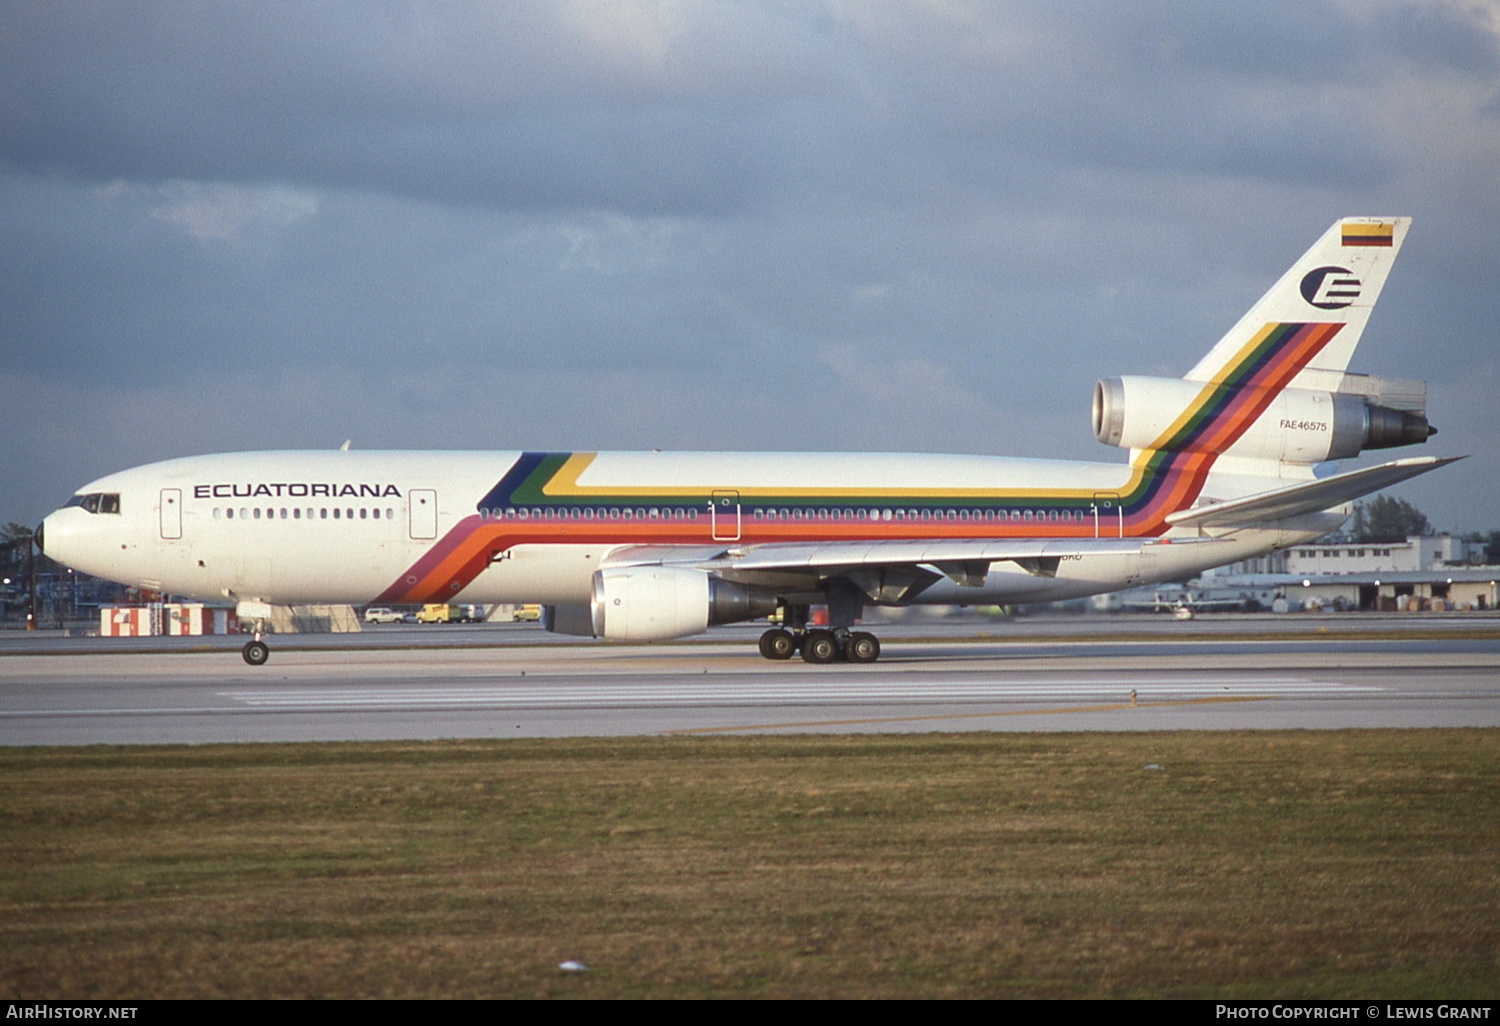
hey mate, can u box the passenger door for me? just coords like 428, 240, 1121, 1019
409, 489, 438, 540
159, 488, 182, 540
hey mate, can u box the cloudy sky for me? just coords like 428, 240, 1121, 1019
2, 0, 1497, 533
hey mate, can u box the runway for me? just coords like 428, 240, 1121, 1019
3, 624, 1499, 744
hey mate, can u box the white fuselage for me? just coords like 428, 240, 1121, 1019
40, 448, 1335, 610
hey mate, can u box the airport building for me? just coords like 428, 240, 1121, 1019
1204, 535, 1498, 612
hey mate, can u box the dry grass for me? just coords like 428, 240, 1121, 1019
1, 730, 1497, 998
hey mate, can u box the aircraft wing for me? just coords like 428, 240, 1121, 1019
707, 537, 1146, 573
603, 536, 1205, 593
1165, 455, 1463, 530
596, 454, 1459, 596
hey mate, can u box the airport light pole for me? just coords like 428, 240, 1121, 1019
26, 529, 35, 631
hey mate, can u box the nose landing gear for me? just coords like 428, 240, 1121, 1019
242, 639, 270, 665
241, 614, 270, 666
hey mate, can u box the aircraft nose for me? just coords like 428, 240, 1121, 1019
38, 509, 76, 567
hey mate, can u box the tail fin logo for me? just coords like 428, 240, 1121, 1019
1300, 266, 1361, 310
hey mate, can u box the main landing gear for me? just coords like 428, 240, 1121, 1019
758, 626, 882, 664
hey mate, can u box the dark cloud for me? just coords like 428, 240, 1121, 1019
0, 1, 839, 213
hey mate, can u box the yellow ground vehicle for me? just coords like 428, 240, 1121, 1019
416, 604, 486, 623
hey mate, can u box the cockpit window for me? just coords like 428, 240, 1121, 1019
66, 492, 121, 515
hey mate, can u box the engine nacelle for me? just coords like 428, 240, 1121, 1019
587, 566, 778, 642
1092, 376, 1433, 464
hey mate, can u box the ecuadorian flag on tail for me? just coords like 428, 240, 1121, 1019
1342, 221, 1395, 247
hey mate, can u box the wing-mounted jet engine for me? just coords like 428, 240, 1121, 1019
544, 566, 779, 643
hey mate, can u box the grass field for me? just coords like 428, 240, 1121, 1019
2, 730, 1497, 998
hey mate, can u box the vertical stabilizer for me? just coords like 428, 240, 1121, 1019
1184, 217, 1410, 387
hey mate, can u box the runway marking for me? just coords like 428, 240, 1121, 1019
212, 678, 1378, 711
666, 695, 1271, 734
0, 679, 1382, 720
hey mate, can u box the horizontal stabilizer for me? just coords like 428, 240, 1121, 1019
1165, 456, 1463, 529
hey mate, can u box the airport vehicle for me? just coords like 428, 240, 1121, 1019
363, 606, 405, 624
414, 603, 456, 624
37, 218, 1456, 666
414, 603, 485, 623
513, 603, 542, 622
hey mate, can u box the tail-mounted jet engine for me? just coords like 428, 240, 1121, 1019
1092, 374, 1435, 464
545, 566, 779, 642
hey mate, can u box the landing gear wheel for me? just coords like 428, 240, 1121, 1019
801, 629, 839, 664
242, 640, 270, 666
846, 632, 881, 664
759, 628, 796, 660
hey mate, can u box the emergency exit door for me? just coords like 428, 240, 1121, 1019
1092, 492, 1123, 538
710, 490, 741, 541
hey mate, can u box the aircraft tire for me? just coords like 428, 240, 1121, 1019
846, 632, 880, 664
801, 630, 838, 664
758, 628, 796, 660
242, 640, 270, 666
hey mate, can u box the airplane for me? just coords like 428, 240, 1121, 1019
38, 217, 1458, 666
